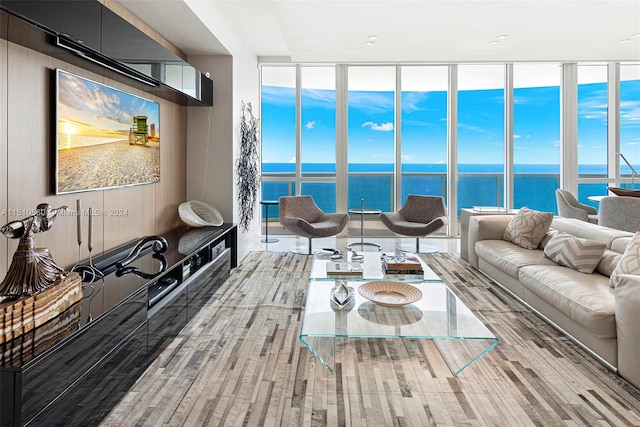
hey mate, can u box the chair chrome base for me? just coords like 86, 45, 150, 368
397, 244, 439, 254
346, 241, 381, 252
289, 237, 314, 255
289, 246, 311, 255
397, 237, 439, 254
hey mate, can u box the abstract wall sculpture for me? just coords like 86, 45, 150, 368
236, 101, 261, 232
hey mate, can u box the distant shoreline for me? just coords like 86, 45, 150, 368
261, 163, 611, 174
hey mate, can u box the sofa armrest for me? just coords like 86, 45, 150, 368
615, 273, 640, 389
467, 215, 512, 268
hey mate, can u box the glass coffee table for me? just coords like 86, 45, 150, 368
300, 253, 498, 376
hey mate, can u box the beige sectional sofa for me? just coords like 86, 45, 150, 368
467, 215, 640, 389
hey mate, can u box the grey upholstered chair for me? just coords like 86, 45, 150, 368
278, 195, 349, 254
598, 196, 640, 233
555, 189, 598, 224
380, 195, 449, 253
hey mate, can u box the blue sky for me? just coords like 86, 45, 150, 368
261, 80, 639, 166
58, 70, 160, 143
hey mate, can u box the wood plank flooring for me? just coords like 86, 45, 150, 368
100, 251, 640, 426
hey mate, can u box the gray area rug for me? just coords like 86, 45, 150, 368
100, 251, 640, 426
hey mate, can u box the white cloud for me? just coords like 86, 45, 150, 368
362, 121, 394, 131
514, 134, 521, 139
288, 157, 296, 163
305, 121, 315, 129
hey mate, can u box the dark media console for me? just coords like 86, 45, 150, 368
0, 224, 237, 426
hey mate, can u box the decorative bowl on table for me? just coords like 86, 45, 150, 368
608, 187, 640, 198
357, 280, 422, 307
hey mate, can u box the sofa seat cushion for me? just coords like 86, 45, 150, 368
475, 240, 557, 279
519, 265, 616, 338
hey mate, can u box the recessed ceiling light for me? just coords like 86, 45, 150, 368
489, 40, 500, 45
496, 34, 508, 39
367, 35, 378, 41
618, 38, 632, 43
365, 40, 376, 46
632, 33, 640, 39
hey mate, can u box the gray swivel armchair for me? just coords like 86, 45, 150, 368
380, 195, 449, 253
555, 189, 598, 224
279, 195, 349, 254
598, 196, 640, 233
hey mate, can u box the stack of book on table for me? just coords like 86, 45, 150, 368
381, 253, 424, 275
326, 261, 364, 277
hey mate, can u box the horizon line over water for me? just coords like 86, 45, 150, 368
262, 163, 615, 174
261, 162, 613, 216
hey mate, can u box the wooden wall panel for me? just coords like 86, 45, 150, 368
0, 36, 7, 278
3, 41, 187, 276
103, 184, 156, 250
154, 100, 187, 235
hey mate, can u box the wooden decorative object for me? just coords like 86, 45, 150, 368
0, 272, 82, 344
1, 296, 81, 368
608, 187, 640, 197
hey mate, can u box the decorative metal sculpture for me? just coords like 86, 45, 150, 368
0, 203, 68, 298
236, 101, 260, 232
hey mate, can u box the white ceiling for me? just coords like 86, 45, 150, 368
118, 0, 640, 63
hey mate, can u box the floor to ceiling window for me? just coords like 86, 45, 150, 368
620, 63, 640, 189
300, 66, 337, 212
260, 66, 297, 225
577, 63, 608, 206
457, 65, 505, 211
347, 66, 396, 212
513, 64, 561, 212
260, 61, 633, 236
400, 66, 448, 204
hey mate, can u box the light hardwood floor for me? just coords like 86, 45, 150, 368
100, 250, 640, 426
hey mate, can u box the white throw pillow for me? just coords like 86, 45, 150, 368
610, 231, 640, 288
503, 207, 554, 250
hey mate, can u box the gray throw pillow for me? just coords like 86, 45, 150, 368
610, 231, 640, 288
503, 207, 554, 250
595, 250, 622, 277
538, 228, 558, 250
544, 232, 607, 274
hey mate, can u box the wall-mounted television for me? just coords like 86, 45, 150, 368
55, 69, 160, 194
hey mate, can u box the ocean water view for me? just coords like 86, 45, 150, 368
261, 163, 614, 221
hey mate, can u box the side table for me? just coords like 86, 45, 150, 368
260, 200, 279, 243
347, 198, 382, 251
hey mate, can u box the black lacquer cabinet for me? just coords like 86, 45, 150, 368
0, 224, 237, 426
